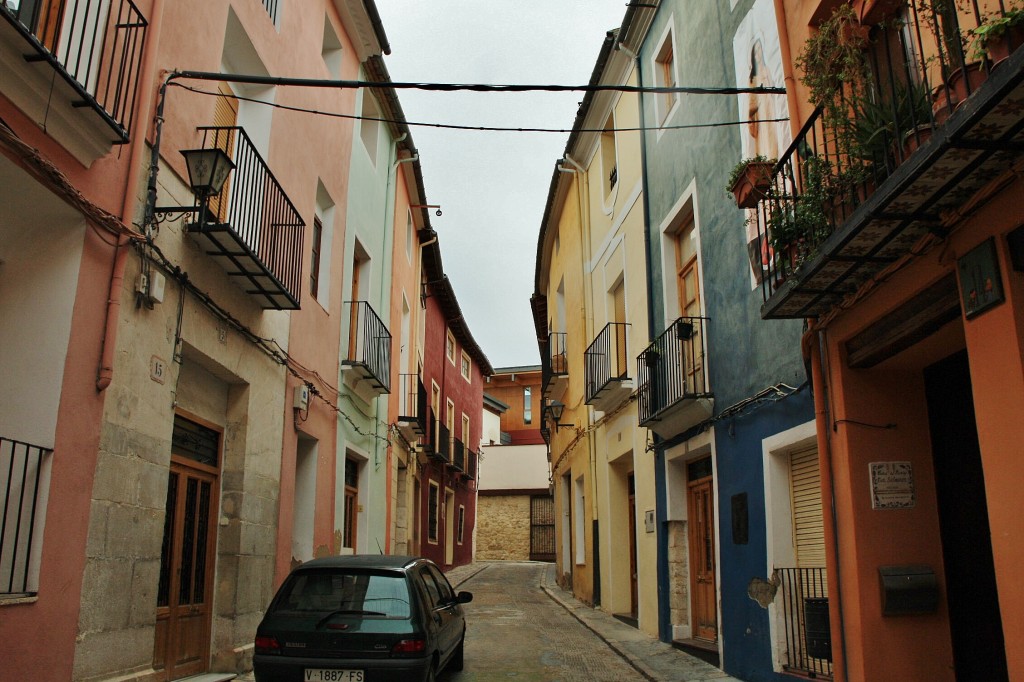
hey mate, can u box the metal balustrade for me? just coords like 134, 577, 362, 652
752, 0, 1022, 316
584, 322, 630, 404
1, 436, 52, 596
342, 301, 392, 394
2, 0, 148, 140
452, 439, 465, 472
637, 317, 711, 427
776, 567, 832, 679
187, 126, 305, 309
541, 331, 568, 397
397, 374, 426, 436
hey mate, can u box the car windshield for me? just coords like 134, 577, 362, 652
273, 569, 411, 619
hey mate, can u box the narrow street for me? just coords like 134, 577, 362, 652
442, 562, 738, 682
443, 562, 640, 681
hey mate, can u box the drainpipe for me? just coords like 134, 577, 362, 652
97, 0, 167, 392
563, 151, 602, 605
808, 329, 849, 682
773, 0, 804, 136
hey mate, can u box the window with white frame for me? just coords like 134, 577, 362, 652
446, 330, 456, 364
460, 351, 471, 381
601, 112, 617, 197
654, 27, 678, 125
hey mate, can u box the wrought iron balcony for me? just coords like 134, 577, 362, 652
466, 450, 478, 480
342, 300, 392, 398
637, 317, 712, 438
753, 0, 1024, 319
425, 410, 451, 464
397, 373, 426, 442
261, 0, 278, 24
776, 567, 832, 679
541, 331, 568, 399
452, 438, 466, 472
0, 0, 147, 159
585, 322, 632, 413
1, 436, 52, 596
186, 126, 305, 310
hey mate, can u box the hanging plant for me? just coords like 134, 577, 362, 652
795, 4, 873, 131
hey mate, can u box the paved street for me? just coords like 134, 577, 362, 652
443, 562, 739, 682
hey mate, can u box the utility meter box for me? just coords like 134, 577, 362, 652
293, 384, 310, 411
879, 565, 939, 616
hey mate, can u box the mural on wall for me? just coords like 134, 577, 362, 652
733, 0, 790, 286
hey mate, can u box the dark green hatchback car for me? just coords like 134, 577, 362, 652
253, 555, 472, 682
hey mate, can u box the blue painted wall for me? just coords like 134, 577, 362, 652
637, 1, 815, 679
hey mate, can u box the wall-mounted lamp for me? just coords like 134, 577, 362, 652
546, 400, 572, 432
411, 204, 443, 217
154, 147, 235, 222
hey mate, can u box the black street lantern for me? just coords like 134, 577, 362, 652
546, 400, 572, 432
180, 147, 234, 198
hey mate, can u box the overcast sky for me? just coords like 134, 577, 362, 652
374, 1, 631, 370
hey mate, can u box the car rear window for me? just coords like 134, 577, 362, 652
273, 569, 411, 618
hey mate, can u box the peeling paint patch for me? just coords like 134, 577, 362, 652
748, 571, 781, 608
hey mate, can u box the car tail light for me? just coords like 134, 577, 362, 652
391, 638, 426, 657
255, 635, 281, 655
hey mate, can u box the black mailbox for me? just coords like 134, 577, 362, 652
879, 565, 939, 615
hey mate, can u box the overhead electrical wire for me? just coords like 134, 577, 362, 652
171, 82, 789, 134
169, 70, 787, 96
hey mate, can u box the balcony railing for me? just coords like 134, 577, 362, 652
541, 331, 568, 398
187, 126, 304, 310
260, 0, 278, 24
452, 438, 465, 472
342, 301, 392, 394
466, 450, 478, 480
585, 322, 632, 411
637, 317, 712, 436
776, 567, 832, 679
1, 0, 148, 143
753, 0, 1024, 319
397, 373, 426, 439
1, 436, 52, 596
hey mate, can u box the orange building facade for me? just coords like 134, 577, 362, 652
760, 1, 1024, 680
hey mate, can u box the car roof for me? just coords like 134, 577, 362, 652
290, 555, 426, 572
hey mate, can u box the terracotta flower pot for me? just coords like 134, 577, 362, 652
932, 62, 987, 124
901, 124, 934, 158
729, 161, 774, 209
986, 24, 1024, 65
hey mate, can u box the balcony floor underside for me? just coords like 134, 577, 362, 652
764, 50, 1024, 319
188, 222, 299, 310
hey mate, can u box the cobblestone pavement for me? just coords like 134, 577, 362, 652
443, 561, 741, 682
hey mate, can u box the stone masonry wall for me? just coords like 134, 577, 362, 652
476, 495, 531, 561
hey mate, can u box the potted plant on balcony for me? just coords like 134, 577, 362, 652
765, 155, 839, 273
853, 78, 933, 169
726, 156, 776, 209
970, 6, 1024, 64
796, 4, 873, 132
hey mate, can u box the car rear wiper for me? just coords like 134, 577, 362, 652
316, 609, 387, 628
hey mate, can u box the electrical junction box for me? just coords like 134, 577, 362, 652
294, 384, 310, 411
136, 272, 166, 304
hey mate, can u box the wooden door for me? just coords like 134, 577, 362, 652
343, 457, 358, 551
154, 461, 218, 680
687, 460, 717, 642
627, 474, 638, 619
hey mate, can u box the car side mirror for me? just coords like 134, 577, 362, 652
456, 591, 473, 604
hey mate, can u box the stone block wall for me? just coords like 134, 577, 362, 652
475, 495, 531, 560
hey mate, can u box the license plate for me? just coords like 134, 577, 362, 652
304, 669, 364, 682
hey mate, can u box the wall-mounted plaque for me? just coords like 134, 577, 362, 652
870, 461, 915, 510
958, 238, 1004, 319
